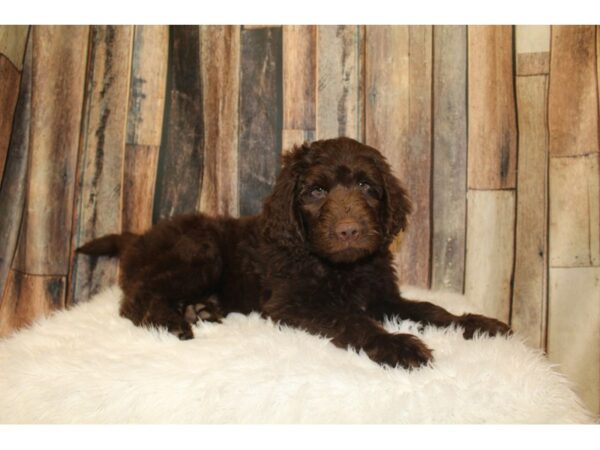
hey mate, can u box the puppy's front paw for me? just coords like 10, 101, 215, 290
364, 333, 433, 369
459, 314, 511, 339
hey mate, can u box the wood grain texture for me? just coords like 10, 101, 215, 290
283, 25, 316, 131
13, 26, 89, 275
198, 25, 240, 217
316, 25, 363, 141
365, 26, 432, 287
549, 154, 600, 267
282, 25, 316, 152
70, 26, 133, 305
0, 271, 65, 337
464, 190, 515, 323
431, 25, 467, 293
0, 25, 29, 69
512, 75, 549, 348
238, 26, 283, 216
153, 26, 204, 222
0, 36, 32, 302
0, 55, 21, 187
548, 267, 600, 414
403, 25, 432, 288
122, 26, 168, 233
282, 129, 312, 154
126, 25, 168, 147
365, 25, 409, 158
122, 145, 159, 234
516, 25, 550, 76
467, 26, 517, 189
549, 26, 599, 157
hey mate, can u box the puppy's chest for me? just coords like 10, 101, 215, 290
321, 270, 375, 310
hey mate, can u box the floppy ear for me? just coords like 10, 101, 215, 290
377, 158, 412, 242
261, 143, 311, 247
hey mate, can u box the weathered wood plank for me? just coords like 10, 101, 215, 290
404, 25, 432, 288
467, 26, 517, 189
198, 25, 240, 218
283, 25, 316, 132
0, 55, 21, 187
70, 26, 133, 305
515, 25, 550, 76
153, 25, 204, 222
431, 25, 467, 293
0, 25, 29, 70
549, 26, 599, 157
0, 271, 65, 338
122, 26, 168, 233
122, 145, 159, 234
365, 25, 409, 162
316, 25, 363, 141
13, 26, 89, 276
464, 190, 515, 323
282, 129, 310, 154
281, 25, 316, 155
512, 75, 549, 348
238, 26, 283, 216
548, 267, 600, 415
365, 25, 431, 287
549, 154, 600, 267
126, 25, 168, 147
0, 35, 32, 302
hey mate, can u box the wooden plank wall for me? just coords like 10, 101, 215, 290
0, 25, 598, 415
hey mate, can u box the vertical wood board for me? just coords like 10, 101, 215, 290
515, 25, 551, 76
549, 26, 599, 157
153, 25, 204, 222
283, 25, 316, 131
512, 75, 549, 348
467, 25, 517, 189
431, 25, 467, 293
0, 25, 29, 69
14, 26, 89, 275
126, 25, 168, 147
70, 26, 133, 304
316, 25, 363, 141
0, 36, 32, 300
464, 190, 515, 323
238, 26, 283, 216
549, 155, 600, 267
0, 56, 21, 187
0, 271, 65, 337
548, 267, 600, 414
198, 25, 241, 217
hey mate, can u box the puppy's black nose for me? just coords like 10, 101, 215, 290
335, 220, 360, 241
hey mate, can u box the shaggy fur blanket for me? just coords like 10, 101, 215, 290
0, 286, 594, 424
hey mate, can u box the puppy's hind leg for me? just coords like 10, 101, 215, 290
120, 231, 225, 340
121, 292, 195, 340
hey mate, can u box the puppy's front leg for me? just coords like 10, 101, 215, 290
263, 297, 432, 369
368, 295, 511, 339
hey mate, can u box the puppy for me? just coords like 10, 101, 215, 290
78, 137, 510, 369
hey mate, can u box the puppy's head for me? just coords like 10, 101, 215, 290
261, 137, 411, 264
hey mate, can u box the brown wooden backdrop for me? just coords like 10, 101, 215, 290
0, 25, 598, 415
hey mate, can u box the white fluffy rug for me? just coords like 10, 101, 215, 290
0, 286, 594, 424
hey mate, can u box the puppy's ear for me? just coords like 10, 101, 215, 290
261, 143, 311, 246
377, 157, 412, 241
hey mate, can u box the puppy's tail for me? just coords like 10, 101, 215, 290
76, 232, 138, 257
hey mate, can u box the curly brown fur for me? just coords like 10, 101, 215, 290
78, 137, 510, 368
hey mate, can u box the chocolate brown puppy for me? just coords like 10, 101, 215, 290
78, 137, 510, 369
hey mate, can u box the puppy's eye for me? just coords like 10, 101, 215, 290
358, 181, 371, 192
310, 186, 328, 199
